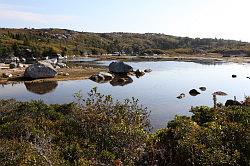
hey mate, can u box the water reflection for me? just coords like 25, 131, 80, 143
89, 74, 134, 86
110, 76, 133, 86
69, 57, 97, 62
25, 81, 58, 95
2, 61, 250, 130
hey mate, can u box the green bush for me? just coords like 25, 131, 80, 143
147, 106, 250, 166
1, 90, 250, 165
0, 88, 150, 165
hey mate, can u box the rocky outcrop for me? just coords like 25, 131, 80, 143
109, 61, 133, 74
24, 61, 57, 79
89, 72, 113, 83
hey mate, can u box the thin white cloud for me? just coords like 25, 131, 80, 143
0, 5, 72, 24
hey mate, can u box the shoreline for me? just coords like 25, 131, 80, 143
1, 54, 250, 84
0, 66, 106, 84
95, 53, 250, 64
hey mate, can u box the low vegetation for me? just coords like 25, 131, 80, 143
146, 106, 250, 165
1, 28, 250, 60
0, 88, 249, 165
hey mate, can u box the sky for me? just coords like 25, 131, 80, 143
0, 0, 250, 42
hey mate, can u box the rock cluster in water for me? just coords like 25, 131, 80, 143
177, 87, 207, 99
89, 72, 114, 83
89, 61, 151, 86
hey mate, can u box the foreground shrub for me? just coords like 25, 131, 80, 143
0, 88, 150, 165
146, 106, 250, 166
1, 91, 250, 165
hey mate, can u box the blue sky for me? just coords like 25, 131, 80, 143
0, 0, 250, 41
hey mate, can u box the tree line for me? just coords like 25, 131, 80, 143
0, 28, 250, 59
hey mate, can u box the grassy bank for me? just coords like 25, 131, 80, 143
0, 89, 249, 165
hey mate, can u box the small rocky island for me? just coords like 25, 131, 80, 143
89, 61, 151, 86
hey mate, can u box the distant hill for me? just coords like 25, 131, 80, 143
0, 28, 250, 59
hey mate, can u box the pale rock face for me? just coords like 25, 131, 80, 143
108, 61, 133, 74
24, 61, 57, 79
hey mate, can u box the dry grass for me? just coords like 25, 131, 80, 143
0, 65, 105, 84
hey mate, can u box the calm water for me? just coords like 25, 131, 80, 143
1, 61, 250, 129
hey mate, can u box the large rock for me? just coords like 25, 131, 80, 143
109, 61, 133, 74
24, 61, 57, 79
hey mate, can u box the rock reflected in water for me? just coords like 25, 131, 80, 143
110, 76, 133, 86
25, 81, 58, 95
